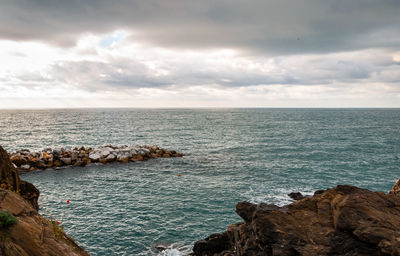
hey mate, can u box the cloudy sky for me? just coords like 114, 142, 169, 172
0, 0, 399, 108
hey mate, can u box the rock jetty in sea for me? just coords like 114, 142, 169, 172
9, 145, 183, 172
0, 145, 89, 255
193, 183, 400, 256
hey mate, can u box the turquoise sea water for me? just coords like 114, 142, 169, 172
0, 108, 399, 255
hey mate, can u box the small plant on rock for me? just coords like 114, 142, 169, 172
50, 220, 65, 240
0, 210, 17, 228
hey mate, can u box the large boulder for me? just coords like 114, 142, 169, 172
193, 184, 400, 256
88, 153, 100, 162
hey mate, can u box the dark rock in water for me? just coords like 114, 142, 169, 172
313, 189, 326, 196
154, 243, 170, 252
192, 184, 400, 256
192, 233, 230, 256
0, 145, 89, 255
288, 192, 304, 200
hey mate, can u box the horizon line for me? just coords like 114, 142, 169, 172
1, 106, 399, 111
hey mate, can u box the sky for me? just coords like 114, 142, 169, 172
0, 0, 400, 108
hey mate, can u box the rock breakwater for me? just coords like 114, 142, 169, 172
193, 183, 400, 256
9, 145, 183, 172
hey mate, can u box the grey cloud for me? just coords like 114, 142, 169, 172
1, 0, 400, 54
49, 59, 160, 90
13, 51, 394, 91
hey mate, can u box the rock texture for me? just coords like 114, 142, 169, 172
0, 146, 40, 210
193, 184, 400, 256
389, 178, 400, 195
0, 145, 89, 256
9, 145, 183, 172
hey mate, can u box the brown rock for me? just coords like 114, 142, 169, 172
0, 145, 40, 210
73, 160, 84, 167
60, 158, 72, 165
82, 157, 90, 166
389, 178, 400, 194
1, 189, 89, 255
37, 160, 47, 169
70, 152, 78, 162
0, 147, 21, 193
99, 158, 107, 164
42, 152, 52, 161
29, 157, 39, 167
44, 160, 54, 168
119, 157, 129, 163
53, 160, 63, 168
10, 154, 23, 167
193, 184, 400, 256
288, 192, 305, 201
136, 154, 143, 161
173, 153, 183, 157
163, 153, 171, 158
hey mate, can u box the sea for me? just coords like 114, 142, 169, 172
0, 108, 399, 255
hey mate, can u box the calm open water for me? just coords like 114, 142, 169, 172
0, 108, 399, 255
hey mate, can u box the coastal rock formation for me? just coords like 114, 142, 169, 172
9, 145, 183, 172
0, 145, 89, 256
193, 184, 400, 256
0, 146, 40, 210
389, 178, 400, 195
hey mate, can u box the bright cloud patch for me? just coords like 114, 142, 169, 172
0, 30, 399, 108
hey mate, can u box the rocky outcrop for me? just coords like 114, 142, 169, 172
0, 146, 39, 210
9, 145, 183, 172
0, 145, 89, 255
193, 184, 400, 256
389, 178, 400, 195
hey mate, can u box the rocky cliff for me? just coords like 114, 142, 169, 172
0, 145, 89, 256
193, 182, 400, 256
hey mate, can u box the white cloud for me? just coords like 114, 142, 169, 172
0, 30, 399, 108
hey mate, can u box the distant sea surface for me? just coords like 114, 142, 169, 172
1, 108, 399, 255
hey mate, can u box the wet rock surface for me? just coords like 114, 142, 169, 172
8, 145, 184, 172
287, 192, 304, 201
0, 145, 89, 255
193, 184, 400, 256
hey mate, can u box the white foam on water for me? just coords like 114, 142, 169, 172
158, 249, 183, 256
155, 243, 192, 256
243, 186, 315, 206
